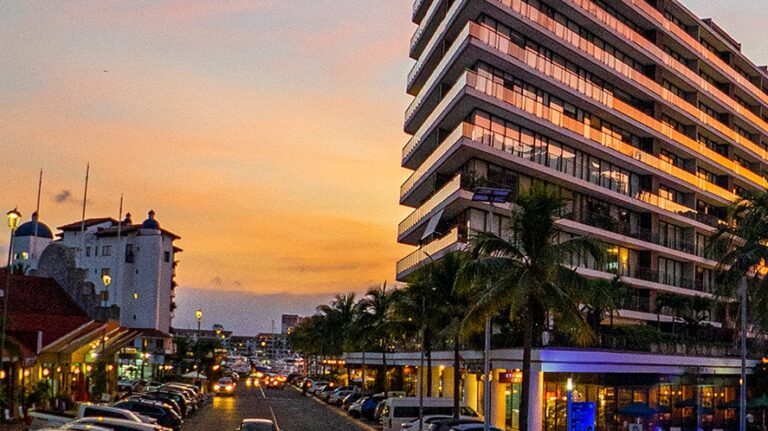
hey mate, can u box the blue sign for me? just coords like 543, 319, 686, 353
571, 402, 596, 431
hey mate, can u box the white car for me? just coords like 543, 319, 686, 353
327, 390, 355, 405
401, 414, 452, 430
66, 417, 172, 431
237, 418, 279, 431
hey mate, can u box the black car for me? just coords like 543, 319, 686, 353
113, 399, 183, 431
427, 418, 483, 431
136, 393, 183, 418
146, 390, 190, 417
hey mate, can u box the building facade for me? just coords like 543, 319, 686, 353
281, 314, 303, 335
13, 211, 180, 334
398, 0, 768, 430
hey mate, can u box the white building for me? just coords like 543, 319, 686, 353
12, 210, 180, 334
10, 212, 55, 270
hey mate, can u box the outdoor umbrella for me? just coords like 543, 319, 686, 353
674, 399, 714, 415
619, 402, 657, 417
717, 399, 740, 410
747, 394, 768, 429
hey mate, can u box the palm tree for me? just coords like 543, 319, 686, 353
710, 190, 768, 430
359, 283, 395, 396
317, 293, 357, 382
578, 275, 628, 341
391, 271, 440, 397
459, 185, 603, 431
396, 252, 469, 418
711, 190, 768, 330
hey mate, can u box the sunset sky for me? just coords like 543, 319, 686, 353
1, 0, 766, 333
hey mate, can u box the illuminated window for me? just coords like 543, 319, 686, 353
133, 292, 139, 300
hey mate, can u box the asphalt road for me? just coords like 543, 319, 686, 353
184, 384, 371, 431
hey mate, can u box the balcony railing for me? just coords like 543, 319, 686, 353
564, 0, 768, 157
400, 123, 472, 199
471, 11, 768, 189
398, 174, 463, 237
618, 0, 768, 111
402, 72, 470, 161
467, 68, 737, 202
632, 267, 694, 290
396, 228, 464, 275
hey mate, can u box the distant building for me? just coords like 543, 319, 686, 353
281, 314, 303, 335
172, 327, 233, 343
228, 335, 261, 357
255, 333, 291, 360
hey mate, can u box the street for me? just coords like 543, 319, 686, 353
184, 385, 371, 431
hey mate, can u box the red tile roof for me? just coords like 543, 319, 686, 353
0, 274, 91, 353
57, 218, 117, 231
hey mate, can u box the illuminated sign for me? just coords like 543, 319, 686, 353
498, 370, 522, 384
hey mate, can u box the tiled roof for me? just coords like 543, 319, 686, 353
0, 274, 91, 353
57, 218, 117, 231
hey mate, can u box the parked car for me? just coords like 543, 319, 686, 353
160, 384, 200, 409
307, 381, 329, 395
28, 403, 153, 430
360, 395, 387, 420
380, 397, 479, 431
448, 424, 502, 431
401, 415, 453, 431
64, 417, 172, 431
113, 399, 182, 431
145, 390, 190, 417
127, 395, 182, 419
341, 393, 363, 411
327, 390, 355, 406
317, 385, 338, 401
237, 418, 279, 431
426, 418, 484, 431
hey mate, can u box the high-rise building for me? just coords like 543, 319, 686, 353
281, 314, 303, 335
394, 0, 768, 429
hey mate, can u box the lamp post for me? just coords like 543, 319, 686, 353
195, 309, 203, 380
566, 378, 573, 431
2, 208, 21, 406
100, 273, 111, 399
472, 187, 512, 431
739, 274, 747, 431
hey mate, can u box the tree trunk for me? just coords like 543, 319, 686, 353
382, 347, 388, 397
453, 331, 461, 419
519, 311, 533, 431
361, 351, 367, 394
426, 328, 433, 397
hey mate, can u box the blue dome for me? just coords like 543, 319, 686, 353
141, 210, 161, 230
14, 213, 53, 239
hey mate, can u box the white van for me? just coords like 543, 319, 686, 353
379, 397, 479, 431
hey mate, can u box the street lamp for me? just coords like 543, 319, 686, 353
195, 310, 203, 380
472, 188, 513, 431
101, 273, 112, 308
1, 208, 21, 396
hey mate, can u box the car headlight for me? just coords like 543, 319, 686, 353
225, 385, 233, 391
213, 384, 220, 390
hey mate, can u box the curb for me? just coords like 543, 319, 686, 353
290, 386, 378, 431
